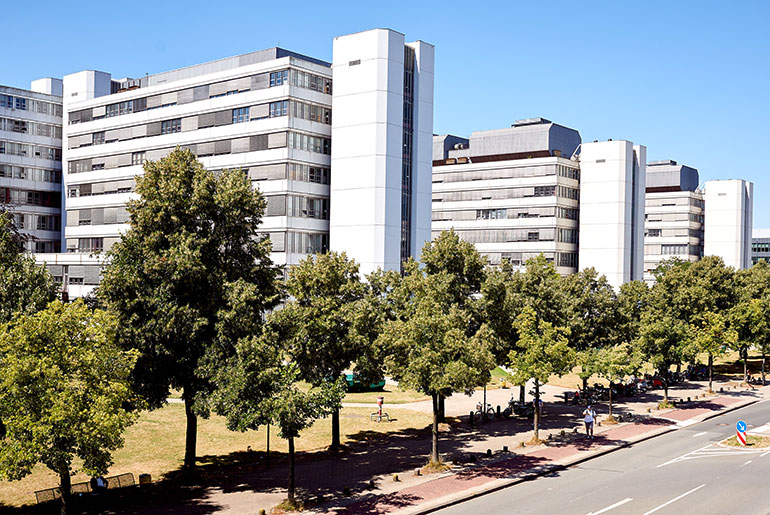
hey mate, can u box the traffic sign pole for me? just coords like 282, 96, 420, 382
737, 420, 748, 446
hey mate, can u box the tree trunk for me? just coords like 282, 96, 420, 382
330, 405, 341, 450
608, 382, 613, 419
287, 436, 296, 506
582, 376, 588, 392
519, 384, 525, 404
438, 396, 445, 422
430, 393, 440, 464
743, 347, 749, 383
708, 353, 714, 393
662, 364, 669, 404
762, 348, 766, 386
183, 395, 198, 469
533, 379, 540, 441
59, 465, 71, 515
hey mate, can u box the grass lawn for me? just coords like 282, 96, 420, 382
0, 404, 431, 508
721, 434, 770, 448
343, 386, 429, 404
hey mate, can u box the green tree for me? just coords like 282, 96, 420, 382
98, 148, 280, 469
508, 306, 574, 441
732, 262, 770, 383
481, 256, 567, 403
593, 343, 642, 420
616, 280, 650, 345
686, 311, 737, 392
562, 268, 619, 390
0, 210, 58, 324
381, 231, 495, 464
0, 300, 138, 515
636, 313, 687, 403
270, 251, 367, 450
213, 331, 343, 508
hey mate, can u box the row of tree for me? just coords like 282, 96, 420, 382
2, 149, 770, 512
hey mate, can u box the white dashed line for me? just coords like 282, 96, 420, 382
587, 497, 633, 515
740, 460, 752, 467
692, 431, 707, 437
642, 484, 706, 515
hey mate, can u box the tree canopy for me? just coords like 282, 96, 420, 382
98, 148, 281, 468
0, 300, 138, 514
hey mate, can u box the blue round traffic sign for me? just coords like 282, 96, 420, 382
737, 420, 747, 432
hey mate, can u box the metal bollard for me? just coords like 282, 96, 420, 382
497, 405, 501, 418
470, 411, 475, 426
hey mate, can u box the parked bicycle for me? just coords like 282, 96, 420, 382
475, 402, 495, 420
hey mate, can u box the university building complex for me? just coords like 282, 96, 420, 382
0, 28, 755, 295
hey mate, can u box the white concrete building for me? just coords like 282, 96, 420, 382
330, 29, 434, 274
0, 80, 63, 253
703, 179, 753, 269
578, 140, 645, 289
431, 119, 581, 274
643, 160, 704, 282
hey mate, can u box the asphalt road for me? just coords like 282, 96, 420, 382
434, 399, 770, 515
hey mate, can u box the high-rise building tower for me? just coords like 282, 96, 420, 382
578, 140, 646, 288
704, 179, 753, 269
330, 29, 434, 274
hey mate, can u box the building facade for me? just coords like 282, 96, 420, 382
431, 119, 581, 275
34, 28, 432, 295
703, 179, 753, 270
751, 228, 770, 265
0, 80, 63, 253
330, 29, 434, 274
578, 140, 646, 289
643, 160, 704, 282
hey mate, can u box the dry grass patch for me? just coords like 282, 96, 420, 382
0, 404, 432, 507
721, 435, 770, 448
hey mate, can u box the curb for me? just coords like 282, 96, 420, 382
401, 396, 761, 515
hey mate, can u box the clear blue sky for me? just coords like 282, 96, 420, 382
6, 1, 769, 225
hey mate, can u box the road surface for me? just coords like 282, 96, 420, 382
434, 399, 770, 515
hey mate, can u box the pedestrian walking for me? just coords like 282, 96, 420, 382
583, 405, 596, 438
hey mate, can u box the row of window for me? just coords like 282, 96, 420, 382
752, 242, 770, 253
286, 195, 329, 219
0, 165, 61, 183
557, 185, 579, 201
289, 132, 331, 154
660, 244, 702, 256
68, 180, 134, 198
268, 231, 329, 254
30, 240, 59, 253
0, 94, 62, 117
476, 208, 507, 220
645, 228, 703, 239
646, 213, 704, 223
66, 207, 130, 226
287, 163, 330, 184
0, 118, 62, 139
448, 228, 556, 244
558, 228, 578, 244
69, 68, 332, 124
67, 237, 104, 253
68, 131, 329, 173
0, 187, 61, 207
69, 100, 330, 150
557, 165, 580, 180
0, 140, 61, 161
433, 164, 578, 184
10, 213, 60, 231
557, 252, 578, 268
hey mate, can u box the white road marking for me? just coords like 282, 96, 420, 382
571, 486, 608, 503
740, 460, 752, 467
692, 431, 708, 437
761, 450, 770, 457
587, 497, 633, 515
641, 484, 706, 515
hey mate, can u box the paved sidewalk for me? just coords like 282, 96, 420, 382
306, 389, 763, 515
